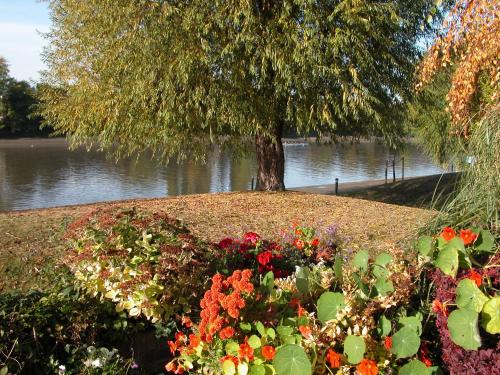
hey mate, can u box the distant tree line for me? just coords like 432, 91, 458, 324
0, 56, 51, 137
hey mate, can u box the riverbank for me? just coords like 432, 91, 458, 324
0, 191, 433, 292
294, 172, 460, 208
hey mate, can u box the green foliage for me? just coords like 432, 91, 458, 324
446, 309, 481, 350
399, 360, 430, 375
352, 250, 370, 272
455, 279, 488, 312
391, 327, 421, 359
273, 345, 311, 375
316, 292, 345, 323
65, 208, 216, 322
343, 335, 365, 364
481, 296, 500, 334
434, 244, 459, 277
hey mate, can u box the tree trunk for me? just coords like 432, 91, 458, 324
255, 121, 285, 191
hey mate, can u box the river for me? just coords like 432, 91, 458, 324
0, 138, 444, 211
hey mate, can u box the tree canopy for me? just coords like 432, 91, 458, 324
40, 0, 438, 190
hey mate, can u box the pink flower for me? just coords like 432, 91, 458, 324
243, 232, 261, 244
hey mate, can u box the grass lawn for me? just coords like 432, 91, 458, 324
0, 191, 433, 292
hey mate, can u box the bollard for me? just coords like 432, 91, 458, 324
402, 157, 405, 180
392, 159, 396, 183
385, 160, 388, 184
251, 177, 254, 191
335, 178, 339, 195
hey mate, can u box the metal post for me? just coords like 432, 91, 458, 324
335, 178, 339, 195
402, 157, 405, 180
385, 160, 388, 184
251, 177, 254, 191
392, 159, 396, 183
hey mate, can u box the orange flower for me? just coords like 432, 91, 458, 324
311, 238, 320, 247
441, 227, 456, 241
460, 229, 477, 246
181, 315, 193, 328
188, 334, 201, 349
431, 300, 447, 316
384, 336, 392, 350
165, 361, 176, 372
326, 349, 341, 368
357, 359, 378, 375
295, 228, 303, 236
294, 238, 305, 249
168, 340, 177, 354
299, 325, 312, 338
238, 343, 254, 361
422, 357, 432, 367
219, 326, 235, 340
261, 346, 276, 360
468, 270, 482, 287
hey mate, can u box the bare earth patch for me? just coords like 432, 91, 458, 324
0, 191, 433, 292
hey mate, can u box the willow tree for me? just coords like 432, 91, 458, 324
40, 0, 434, 190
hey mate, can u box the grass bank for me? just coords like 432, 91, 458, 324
0, 192, 433, 292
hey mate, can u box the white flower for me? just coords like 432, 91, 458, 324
58, 365, 66, 374
91, 358, 102, 368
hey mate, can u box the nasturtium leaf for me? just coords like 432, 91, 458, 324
391, 327, 421, 358
262, 272, 274, 293
0, 366, 8, 375
248, 335, 262, 349
399, 360, 430, 375
353, 273, 370, 298
375, 278, 394, 296
352, 250, 369, 272
436, 236, 447, 250
273, 345, 312, 375
343, 335, 366, 364
277, 325, 294, 337
428, 366, 444, 375
475, 230, 495, 252
225, 341, 240, 355
222, 359, 236, 375
434, 246, 459, 278
267, 327, 276, 340
377, 315, 392, 337
240, 322, 252, 332
444, 237, 465, 253
447, 309, 481, 350
295, 267, 310, 294
455, 279, 489, 312
373, 264, 390, 279
481, 296, 500, 334
417, 235, 434, 257
334, 255, 343, 281
255, 321, 266, 337
317, 292, 345, 323
238, 362, 249, 375
249, 364, 266, 375
398, 316, 422, 336
375, 252, 393, 266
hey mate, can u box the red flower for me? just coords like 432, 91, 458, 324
168, 340, 177, 354
257, 251, 273, 266
220, 355, 239, 367
188, 334, 201, 349
357, 359, 378, 375
431, 300, 447, 316
441, 227, 456, 241
295, 228, 303, 236
165, 361, 176, 372
422, 357, 432, 367
261, 346, 276, 361
460, 229, 477, 246
218, 238, 234, 249
219, 326, 235, 340
238, 343, 254, 361
311, 238, 320, 247
181, 315, 193, 328
384, 336, 392, 350
243, 232, 260, 244
468, 270, 482, 286
326, 349, 341, 368
294, 238, 305, 249
299, 325, 312, 338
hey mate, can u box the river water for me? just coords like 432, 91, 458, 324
0, 138, 444, 211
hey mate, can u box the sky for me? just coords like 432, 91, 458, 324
0, 0, 50, 82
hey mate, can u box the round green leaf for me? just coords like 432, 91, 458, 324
447, 309, 481, 350
352, 250, 369, 272
273, 345, 312, 375
248, 335, 262, 349
317, 292, 345, 323
434, 246, 458, 278
377, 315, 392, 337
375, 252, 393, 266
455, 279, 489, 312
343, 335, 365, 364
475, 230, 495, 252
399, 360, 430, 375
391, 327, 421, 358
375, 278, 394, 296
481, 296, 500, 334
398, 316, 422, 336
417, 236, 434, 257
222, 359, 236, 375
295, 267, 310, 294
249, 364, 266, 375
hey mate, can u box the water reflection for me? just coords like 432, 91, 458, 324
0, 139, 443, 211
